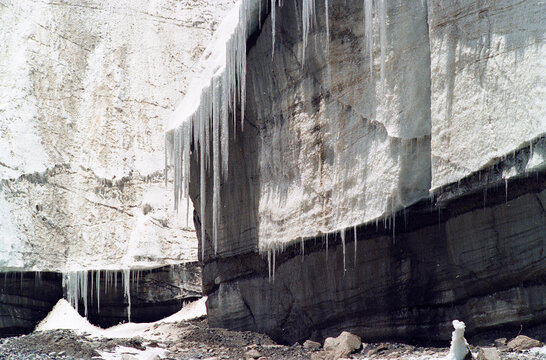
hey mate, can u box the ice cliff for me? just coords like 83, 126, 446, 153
166, 0, 545, 343
0, 0, 237, 272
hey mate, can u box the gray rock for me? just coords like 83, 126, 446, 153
507, 335, 543, 351
303, 340, 321, 351
477, 348, 500, 360
493, 338, 507, 348
244, 349, 262, 359
323, 331, 361, 358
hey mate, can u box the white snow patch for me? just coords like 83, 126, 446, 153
529, 346, 546, 357
35, 297, 207, 338
35, 299, 101, 333
99, 346, 168, 360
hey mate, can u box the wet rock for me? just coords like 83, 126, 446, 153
303, 340, 321, 351
476, 347, 500, 360
507, 335, 542, 351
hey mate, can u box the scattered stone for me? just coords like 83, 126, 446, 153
476, 347, 500, 360
303, 340, 321, 351
493, 338, 506, 348
507, 335, 542, 351
245, 349, 262, 359
312, 331, 362, 360
367, 343, 390, 356
323, 331, 361, 354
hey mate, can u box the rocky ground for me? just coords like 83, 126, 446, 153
0, 317, 544, 360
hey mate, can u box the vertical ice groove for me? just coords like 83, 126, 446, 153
379, 0, 386, 90
325, 0, 329, 56
364, 0, 373, 75
271, 0, 276, 57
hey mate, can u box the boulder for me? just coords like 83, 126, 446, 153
322, 331, 361, 359
476, 348, 500, 360
303, 340, 321, 351
244, 349, 262, 359
507, 335, 542, 351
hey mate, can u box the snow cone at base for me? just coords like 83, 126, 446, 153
445, 320, 470, 360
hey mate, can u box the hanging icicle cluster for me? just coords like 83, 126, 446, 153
63, 269, 139, 322
166, 0, 390, 270
166, 1, 255, 260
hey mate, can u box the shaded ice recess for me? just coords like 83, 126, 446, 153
166, 0, 420, 268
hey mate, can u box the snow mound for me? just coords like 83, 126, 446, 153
35, 299, 101, 334
35, 297, 207, 339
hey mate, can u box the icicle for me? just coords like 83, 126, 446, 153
302, 0, 315, 65
505, 178, 508, 203
82, 271, 88, 318
364, 0, 373, 75
272, 249, 276, 282
221, 75, 230, 179
200, 104, 207, 261
325, 233, 329, 259
378, 0, 387, 90
268, 249, 272, 282
392, 213, 396, 245
123, 269, 131, 323
341, 229, 346, 273
63, 270, 88, 317
212, 78, 221, 254
301, 237, 305, 259
271, 0, 276, 57
96, 270, 101, 314
353, 225, 357, 268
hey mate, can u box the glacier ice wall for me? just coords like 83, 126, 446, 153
167, 0, 432, 256
167, 0, 545, 261
429, 0, 546, 189
0, 0, 237, 271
